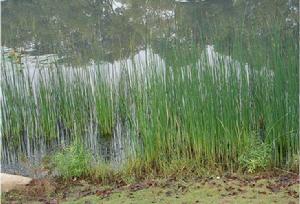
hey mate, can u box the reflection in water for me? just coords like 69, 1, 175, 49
1, 0, 298, 66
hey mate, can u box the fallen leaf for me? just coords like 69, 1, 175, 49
165, 191, 172, 196
258, 191, 267, 195
266, 184, 280, 193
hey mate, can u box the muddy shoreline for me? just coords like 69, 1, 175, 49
2, 172, 299, 204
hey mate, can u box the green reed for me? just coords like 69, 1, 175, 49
1, 19, 298, 173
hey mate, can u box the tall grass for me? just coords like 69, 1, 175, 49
1, 18, 298, 173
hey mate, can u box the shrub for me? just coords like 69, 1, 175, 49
53, 141, 92, 179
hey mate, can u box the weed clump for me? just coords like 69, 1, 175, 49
238, 140, 272, 173
53, 141, 92, 179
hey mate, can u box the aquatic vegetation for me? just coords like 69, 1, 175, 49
1, 0, 298, 175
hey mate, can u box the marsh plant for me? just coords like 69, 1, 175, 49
1, 0, 299, 176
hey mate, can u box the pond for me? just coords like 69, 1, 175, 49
1, 0, 299, 177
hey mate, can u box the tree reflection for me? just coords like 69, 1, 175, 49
1, 0, 298, 67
